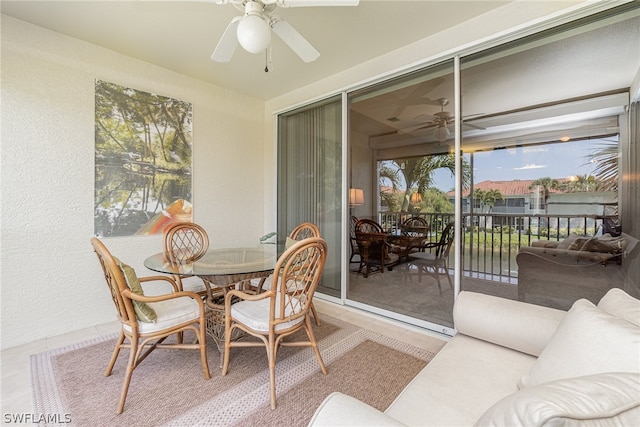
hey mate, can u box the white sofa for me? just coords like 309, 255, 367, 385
309, 290, 640, 426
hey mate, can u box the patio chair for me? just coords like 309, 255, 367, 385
163, 222, 211, 296
407, 221, 455, 296
90, 237, 210, 414
222, 237, 328, 409
355, 219, 401, 278
253, 222, 322, 325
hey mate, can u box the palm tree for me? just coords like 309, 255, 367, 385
474, 188, 504, 213
389, 154, 471, 212
378, 164, 401, 212
588, 142, 618, 191
529, 177, 561, 213
563, 174, 603, 192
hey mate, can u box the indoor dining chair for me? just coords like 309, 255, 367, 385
163, 221, 211, 297
253, 222, 322, 325
222, 236, 328, 409
90, 237, 210, 414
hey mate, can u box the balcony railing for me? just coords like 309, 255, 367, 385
377, 211, 618, 280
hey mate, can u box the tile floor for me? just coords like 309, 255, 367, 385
1, 299, 447, 417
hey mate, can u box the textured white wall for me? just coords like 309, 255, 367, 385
0, 16, 266, 349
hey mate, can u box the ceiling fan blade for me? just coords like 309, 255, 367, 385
269, 0, 359, 7
398, 121, 438, 135
211, 17, 240, 62
271, 19, 320, 62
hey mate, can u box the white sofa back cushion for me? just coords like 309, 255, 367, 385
519, 299, 640, 388
454, 291, 565, 357
476, 372, 640, 427
598, 288, 640, 326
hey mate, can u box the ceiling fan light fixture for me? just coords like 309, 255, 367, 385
434, 124, 450, 141
237, 14, 271, 54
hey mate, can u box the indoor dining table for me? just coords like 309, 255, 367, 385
144, 245, 280, 361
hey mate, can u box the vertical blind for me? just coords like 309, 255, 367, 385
277, 95, 342, 292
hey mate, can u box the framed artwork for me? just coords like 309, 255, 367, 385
94, 80, 193, 237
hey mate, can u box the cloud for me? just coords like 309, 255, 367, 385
513, 164, 547, 170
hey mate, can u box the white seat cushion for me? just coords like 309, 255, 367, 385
179, 276, 207, 293
231, 295, 304, 332
250, 275, 273, 290
123, 296, 201, 334
385, 334, 537, 426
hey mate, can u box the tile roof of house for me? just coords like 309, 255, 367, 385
449, 179, 566, 197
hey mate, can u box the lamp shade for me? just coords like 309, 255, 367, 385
410, 192, 422, 204
349, 188, 364, 206
237, 15, 271, 54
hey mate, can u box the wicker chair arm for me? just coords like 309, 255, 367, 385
122, 288, 204, 308
139, 275, 180, 293
224, 287, 273, 313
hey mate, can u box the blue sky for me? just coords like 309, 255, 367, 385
429, 138, 614, 192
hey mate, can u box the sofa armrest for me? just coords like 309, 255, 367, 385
453, 291, 566, 357
308, 392, 406, 427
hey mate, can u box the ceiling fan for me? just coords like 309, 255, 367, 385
398, 98, 485, 141
211, 0, 359, 63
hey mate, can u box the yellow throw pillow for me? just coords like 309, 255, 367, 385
115, 258, 157, 323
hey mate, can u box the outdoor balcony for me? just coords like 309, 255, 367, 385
347, 211, 622, 329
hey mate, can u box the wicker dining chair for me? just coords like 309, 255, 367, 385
349, 216, 360, 263
90, 237, 210, 414
163, 222, 210, 296
354, 219, 401, 278
222, 237, 328, 409
254, 222, 322, 325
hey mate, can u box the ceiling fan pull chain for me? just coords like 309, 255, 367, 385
264, 46, 272, 72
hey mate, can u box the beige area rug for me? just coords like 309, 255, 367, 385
31, 316, 435, 426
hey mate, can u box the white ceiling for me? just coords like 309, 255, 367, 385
0, 0, 513, 100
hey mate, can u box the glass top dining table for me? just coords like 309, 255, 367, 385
143, 245, 280, 288
145, 245, 282, 362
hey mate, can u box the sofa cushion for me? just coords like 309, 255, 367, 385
519, 299, 640, 389
598, 288, 640, 326
308, 392, 406, 426
454, 291, 565, 357
385, 334, 537, 426
476, 372, 640, 427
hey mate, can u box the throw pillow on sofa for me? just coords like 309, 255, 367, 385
476, 372, 640, 427
518, 299, 639, 389
598, 288, 640, 326
568, 233, 627, 254
556, 233, 581, 250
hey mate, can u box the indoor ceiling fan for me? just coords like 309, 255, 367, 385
210, 0, 359, 63
398, 98, 485, 141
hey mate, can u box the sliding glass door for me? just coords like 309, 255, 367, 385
458, 5, 638, 310
347, 61, 458, 334
276, 3, 639, 335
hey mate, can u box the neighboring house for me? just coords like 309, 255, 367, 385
448, 179, 616, 233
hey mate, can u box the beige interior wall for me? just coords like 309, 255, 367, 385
0, 16, 265, 349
